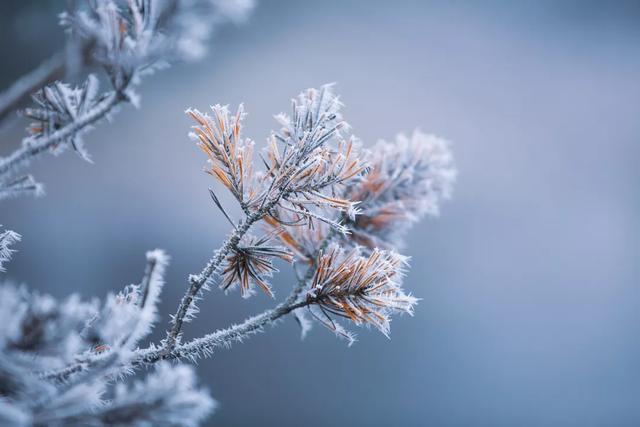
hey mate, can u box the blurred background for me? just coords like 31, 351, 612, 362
1, 0, 639, 425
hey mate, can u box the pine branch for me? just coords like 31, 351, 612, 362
0, 0, 256, 202
165, 88, 360, 349
44, 231, 334, 384
156, 234, 335, 363
0, 90, 125, 180
143, 298, 309, 366
0, 174, 44, 201
164, 197, 285, 351
0, 228, 21, 272
1, 79, 456, 426
41, 273, 311, 383
0, 52, 66, 125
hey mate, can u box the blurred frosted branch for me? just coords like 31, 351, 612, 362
40, 363, 215, 427
0, 228, 20, 272
0, 53, 66, 124
0, 0, 255, 201
0, 88, 125, 179
0, 252, 216, 426
0, 175, 44, 202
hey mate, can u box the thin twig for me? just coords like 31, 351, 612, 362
140, 298, 310, 365
40, 231, 334, 383
0, 52, 66, 125
42, 198, 340, 381
43, 185, 340, 381
164, 207, 268, 350
0, 90, 125, 179
163, 165, 305, 350
41, 229, 337, 383
158, 230, 334, 361
138, 253, 160, 309
41, 277, 313, 383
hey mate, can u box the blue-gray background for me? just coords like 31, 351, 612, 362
1, 1, 639, 425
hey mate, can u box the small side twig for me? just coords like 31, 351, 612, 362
164, 203, 277, 350
41, 270, 315, 383
0, 52, 66, 125
0, 90, 125, 179
143, 298, 310, 366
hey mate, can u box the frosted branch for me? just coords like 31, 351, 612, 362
0, 74, 457, 426
0, 53, 65, 124
0, 229, 21, 272
39, 363, 215, 427
0, 90, 124, 180
0, 0, 256, 202
43, 259, 319, 383
0, 175, 44, 202
143, 298, 309, 366
164, 202, 280, 350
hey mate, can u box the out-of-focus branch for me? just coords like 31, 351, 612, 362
0, 52, 66, 125
0, 174, 43, 201
0, 90, 125, 179
0, 228, 21, 272
0, 0, 257, 203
